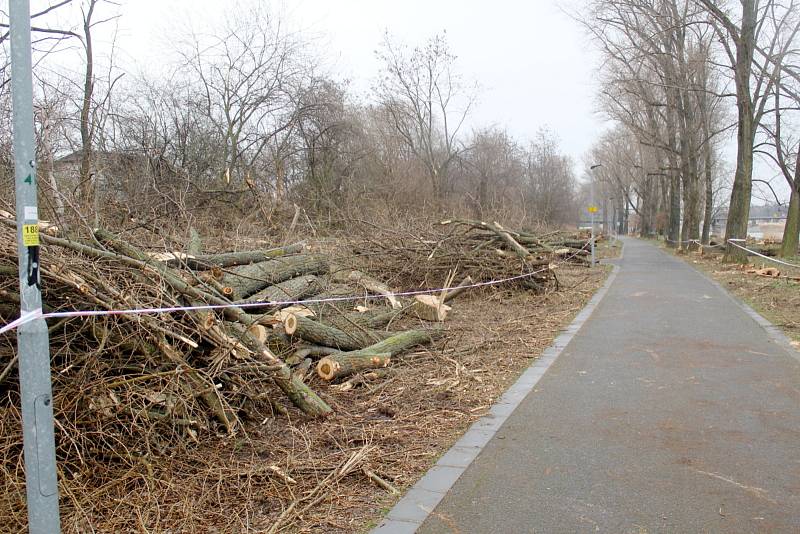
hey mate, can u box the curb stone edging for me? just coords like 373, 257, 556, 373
370, 251, 623, 534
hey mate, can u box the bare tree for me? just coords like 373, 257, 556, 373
374, 32, 474, 206
0, 0, 77, 88
460, 127, 523, 218
696, 0, 799, 261
176, 3, 306, 194
525, 128, 577, 224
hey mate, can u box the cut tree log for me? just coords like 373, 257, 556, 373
411, 294, 452, 322
316, 329, 439, 381
175, 244, 305, 269
492, 221, 532, 260
746, 267, 780, 277
293, 345, 340, 360
332, 269, 401, 309
322, 307, 407, 332
248, 324, 268, 344
92, 228, 332, 417
283, 313, 390, 351
222, 254, 329, 300
316, 352, 391, 381
235, 275, 321, 310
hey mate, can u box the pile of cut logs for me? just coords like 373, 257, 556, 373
351, 218, 592, 289
0, 216, 587, 463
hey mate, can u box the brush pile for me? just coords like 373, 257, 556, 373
350, 218, 592, 289
0, 215, 588, 512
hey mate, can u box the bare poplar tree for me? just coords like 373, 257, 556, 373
374, 32, 474, 206
176, 3, 306, 195
696, 0, 799, 261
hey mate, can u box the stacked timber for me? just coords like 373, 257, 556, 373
0, 217, 467, 469
350, 218, 590, 289
0, 213, 587, 475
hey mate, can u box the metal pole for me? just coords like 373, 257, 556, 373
590, 180, 595, 267
10, 1, 62, 531
589, 164, 602, 267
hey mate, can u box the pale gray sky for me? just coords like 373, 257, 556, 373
30, 0, 792, 203
109, 0, 606, 168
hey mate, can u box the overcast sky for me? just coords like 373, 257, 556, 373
106, 0, 607, 167
31, 0, 792, 203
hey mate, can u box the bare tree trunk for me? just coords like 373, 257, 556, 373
79, 0, 97, 209
668, 172, 681, 247
701, 144, 714, 245
683, 152, 702, 251
724, 113, 754, 262
275, 156, 285, 204
43, 124, 66, 224
780, 144, 800, 258
723, 0, 757, 263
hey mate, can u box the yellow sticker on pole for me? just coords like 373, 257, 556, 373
587, 206, 599, 214
22, 224, 40, 246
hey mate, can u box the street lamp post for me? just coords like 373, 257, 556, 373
589, 164, 602, 267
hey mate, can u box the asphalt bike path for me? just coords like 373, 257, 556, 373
417, 238, 800, 533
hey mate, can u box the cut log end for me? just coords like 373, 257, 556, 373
413, 294, 452, 322
248, 324, 268, 344
284, 313, 298, 335
316, 358, 339, 381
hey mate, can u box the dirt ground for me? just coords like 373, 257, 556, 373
3, 243, 617, 534
667, 243, 800, 345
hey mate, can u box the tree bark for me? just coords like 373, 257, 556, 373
235, 275, 321, 310
316, 352, 391, 381
79, 0, 96, 209
668, 168, 682, 247
222, 254, 328, 299
723, 0, 757, 263
701, 142, 714, 245
316, 329, 439, 381
284, 313, 391, 351
178, 244, 304, 269
780, 145, 800, 257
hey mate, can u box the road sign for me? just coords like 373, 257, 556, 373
588, 206, 599, 214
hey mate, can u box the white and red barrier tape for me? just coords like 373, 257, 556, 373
727, 239, 800, 269
665, 236, 798, 265
0, 241, 594, 336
